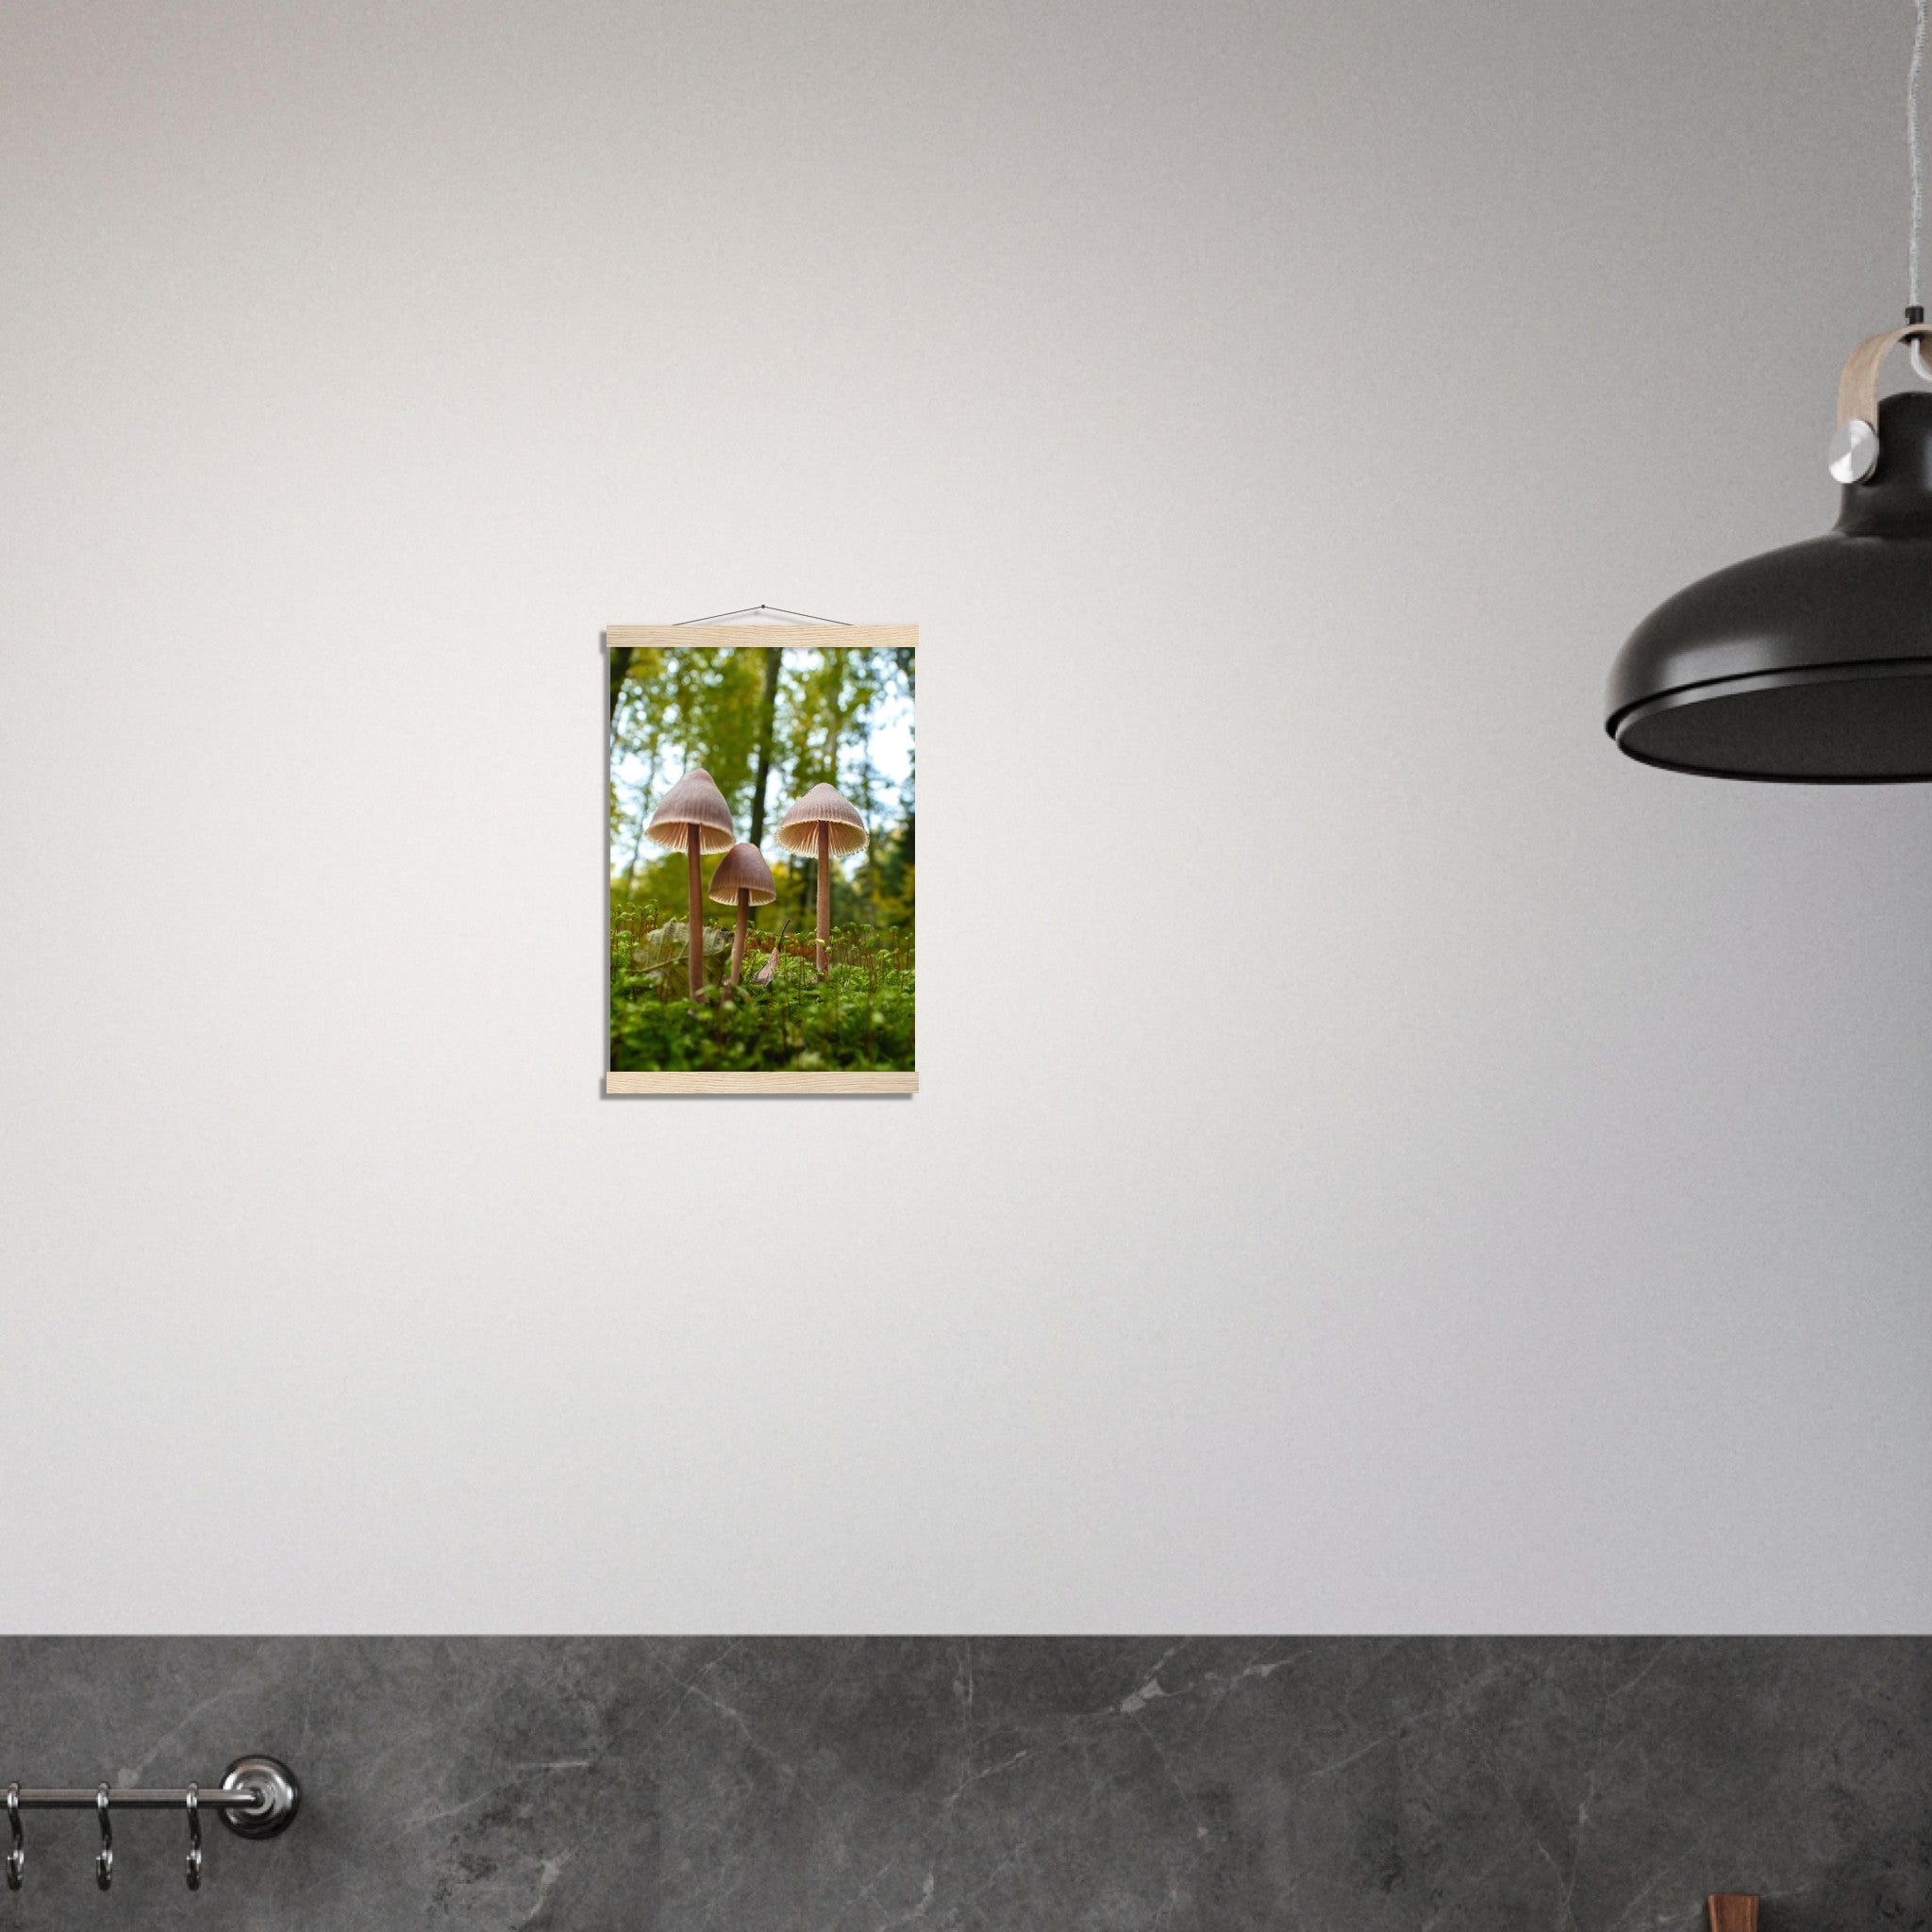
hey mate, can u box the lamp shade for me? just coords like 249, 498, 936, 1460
1607, 390, 1932, 781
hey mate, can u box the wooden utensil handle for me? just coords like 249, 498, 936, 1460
1708, 1893, 1759, 1932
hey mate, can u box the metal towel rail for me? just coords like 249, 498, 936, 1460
5, 1755, 297, 1893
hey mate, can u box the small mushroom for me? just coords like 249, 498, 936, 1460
708, 842, 776, 986
644, 768, 735, 998
774, 783, 867, 975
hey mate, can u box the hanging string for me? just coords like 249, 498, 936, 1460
674, 605, 852, 626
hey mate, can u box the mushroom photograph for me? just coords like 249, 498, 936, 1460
608, 626, 915, 1089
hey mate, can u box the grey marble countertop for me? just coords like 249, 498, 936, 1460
0, 1638, 1924, 1931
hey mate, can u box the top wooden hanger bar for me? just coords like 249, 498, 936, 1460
608, 625, 916, 652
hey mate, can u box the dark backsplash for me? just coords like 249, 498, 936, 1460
0, 1638, 1924, 1930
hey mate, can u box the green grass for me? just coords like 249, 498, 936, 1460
609, 910, 914, 1073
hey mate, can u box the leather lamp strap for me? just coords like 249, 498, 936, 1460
1838, 325, 1932, 428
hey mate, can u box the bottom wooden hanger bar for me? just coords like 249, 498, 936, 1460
606, 1071, 918, 1094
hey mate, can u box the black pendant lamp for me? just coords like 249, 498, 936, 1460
1607, 345, 1932, 782
1607, 6, 1932, 781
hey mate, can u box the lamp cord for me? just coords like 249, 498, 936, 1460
1912, 0, 1926, 311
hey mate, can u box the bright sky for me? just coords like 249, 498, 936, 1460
857, 677, 914, 799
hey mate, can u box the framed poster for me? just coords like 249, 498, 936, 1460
606, 625, 917, 1094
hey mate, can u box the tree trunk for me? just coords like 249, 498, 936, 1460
686, 825, 706, 999
748, 648, 783, 845
815, 821, 830, 974
608, 644, 633, 723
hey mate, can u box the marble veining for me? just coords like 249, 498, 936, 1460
0, 1639, 1924, 1930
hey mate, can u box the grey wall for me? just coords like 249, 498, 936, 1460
4, 0, 1932, 1632
0, 1638, 1926, 1931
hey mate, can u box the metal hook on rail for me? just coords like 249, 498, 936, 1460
94, 1783, 112, 1890
184, 1782, 202, 1890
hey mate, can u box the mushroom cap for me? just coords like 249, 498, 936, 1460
644, 769, 735, 853
708, 841, 776, 906
774, 783, 868, 856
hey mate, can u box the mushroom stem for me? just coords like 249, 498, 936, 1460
685, 824, 706, 999
730, 890, 749, 986
815, 821, 830, 974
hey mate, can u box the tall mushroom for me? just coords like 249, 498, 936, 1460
707, 841, 776, 987
774, 783, 867, 975
644, 768, 735, 998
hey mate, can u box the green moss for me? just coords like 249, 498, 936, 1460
609, 914, 914, 1073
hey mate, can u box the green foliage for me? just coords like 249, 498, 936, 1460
867, 820, 913, 930
608, 645, 766, 838
616, 843, 903, 938
609, 900, 914, 1072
